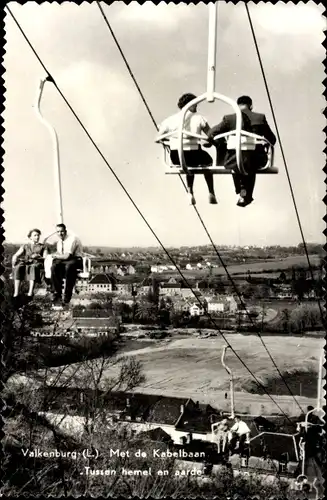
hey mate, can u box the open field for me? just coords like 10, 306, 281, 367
119, 335, 323, 394
40, 333, 324, 416
157, 254, 321, 279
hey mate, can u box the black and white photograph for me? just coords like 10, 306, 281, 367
1, 1, 326, 498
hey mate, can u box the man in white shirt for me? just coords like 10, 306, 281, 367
229, 416, 251, 454
50, 223, 83, 307
157, 93, 217, 206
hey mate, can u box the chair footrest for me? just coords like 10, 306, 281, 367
165, 166, 278, 174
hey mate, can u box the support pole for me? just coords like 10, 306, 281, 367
304, 348, 325, 431
36, 76, 64, 224
316, 348, 324, 410
221, 346, 235, 418
207, 2, 218, 102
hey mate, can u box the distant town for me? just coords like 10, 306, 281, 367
4, 242, 324, 335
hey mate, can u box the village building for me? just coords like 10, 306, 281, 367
71, 309, 121, 335
86, 273, 114, 294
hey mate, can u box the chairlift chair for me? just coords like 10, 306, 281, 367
157, 112, 278, 175
43, 232, 92, 280
156, 3, 278, 177
36, 77, 92, 286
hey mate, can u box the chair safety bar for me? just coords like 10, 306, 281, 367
78, 256, 91, 278
215, 129, 276, 173
176, 92, 245, 175
160, 130, 278, 174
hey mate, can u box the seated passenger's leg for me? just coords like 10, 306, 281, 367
232, 174, 242, 195
238, 434, 246, 455
196, 149, 217, 204
214, 139, 227, 165
229, 434, 238, 453
186, 174, 196, 205
203, 172, 218, 204
13, 263, 26, 297
63, 259, 79, 304
13, 280, 21, 298
245, 173, 256, 202
26, 263, 42, 297
51, 260, 64, 301
27, 280, 35, 297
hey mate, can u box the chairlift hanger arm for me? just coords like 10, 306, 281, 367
36, 76, 64, 224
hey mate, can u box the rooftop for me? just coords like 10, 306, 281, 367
147, 396, 192, 425
136, 427, 173, 444
72, 309, 113, 318
89, 274, 115, 285
74, 318, 119, 328
176, 405, 222, 434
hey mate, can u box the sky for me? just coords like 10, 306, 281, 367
2, 1, 326, 248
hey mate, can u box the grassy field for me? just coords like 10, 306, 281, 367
41, 332, 324, 416
159, 254, 321, 279
119, 334, 323, 393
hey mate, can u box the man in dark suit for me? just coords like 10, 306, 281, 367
208, 96, 276, 207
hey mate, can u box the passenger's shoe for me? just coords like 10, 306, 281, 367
63, 297, 71, 308
52, 296, 63, 310
188, 194, 196, 205
237, 196, 253, 208
209, 193, 218, 204
237, 196, 246, 207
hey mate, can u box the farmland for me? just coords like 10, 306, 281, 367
158, 254, 321, 279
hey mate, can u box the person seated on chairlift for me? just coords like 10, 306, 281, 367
229, 415, 251, 454
157, 93, 218, 206
208, 95, 276, 207
50, 223, 83, 309
11, 228, 48, 307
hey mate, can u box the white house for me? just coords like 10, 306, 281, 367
116, 267, 125, 277
207, 300, 225, 313
189, 304, 205, 316
173, 300, 191, 312
160, 283, 182, 297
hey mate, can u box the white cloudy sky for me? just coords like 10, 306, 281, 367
3, 1, 325, 247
